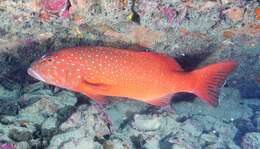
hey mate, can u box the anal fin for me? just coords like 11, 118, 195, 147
146, 94, 173, 107
87, 94, 109, 105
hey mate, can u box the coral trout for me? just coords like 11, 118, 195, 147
28, 46, 237, 106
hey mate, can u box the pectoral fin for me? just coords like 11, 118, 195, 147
77, 79, 112, 93
77, 80, 111, 104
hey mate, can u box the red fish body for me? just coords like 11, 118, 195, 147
28, 46, 237, 106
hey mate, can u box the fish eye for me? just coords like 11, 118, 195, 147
47, 58, 53, 62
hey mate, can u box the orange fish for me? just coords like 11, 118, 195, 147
28, 46, 237, 106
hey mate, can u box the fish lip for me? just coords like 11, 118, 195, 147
27, 68, 46, 82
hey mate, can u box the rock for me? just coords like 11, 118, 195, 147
105, 139, 126, 149
56, 105, 77, 124
221, 0, 234, 4
103, 141, 114, 149
227, 143, 241, 149
60, 137, 101, 149
18, 89, 53, 108
22, 82, 44, 93
200, 133, 217, 144
173, 88, 254, 122
131, 114, 161, 131
0, 87, 78, 145
0, 101, 19, 115
171, 144, 187, 149
53, 91, 78, 107
182, 119, 203, 137
16, 141, 30, 149
0, 85, 19, 100
0, 122, 35, 142
233, 118, 256, 132
105, 99, 147, 130
241, 132, 260, 149
8, 129, 32, 142
130, 134, 146, 149
1, 79, 251, 149
59, 111, 81, 131
225, 7, 244, 22
0, 116, 16, 125
18, 98, 58, 125
17, 90, 77, 125
103, 24, 165, 48
0, 134, 12, 143
106, 88, 245, 149
50, 104, 111, 148
253, 114, 260, 130
188, 114, 239, 148
144, 136, 160, 149
48, 128, 86, 149
41, 117, 58, 130
0, 27, 7, 37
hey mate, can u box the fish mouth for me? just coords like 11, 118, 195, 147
27, 68, 46, 82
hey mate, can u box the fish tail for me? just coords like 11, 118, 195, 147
191, 60, 238, 106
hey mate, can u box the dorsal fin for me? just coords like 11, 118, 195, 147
140, 51, 183, 71
100, 46, 183, 71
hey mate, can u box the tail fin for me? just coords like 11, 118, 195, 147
192, 60, 238, 106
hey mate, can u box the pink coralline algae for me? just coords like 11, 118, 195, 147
42, 0, 70, 18
160, 7, 177, 24
0, 144, 16, 149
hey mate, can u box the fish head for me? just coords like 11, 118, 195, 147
27, 52, 72, 88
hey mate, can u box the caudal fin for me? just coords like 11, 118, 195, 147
192, 60, 238, 106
